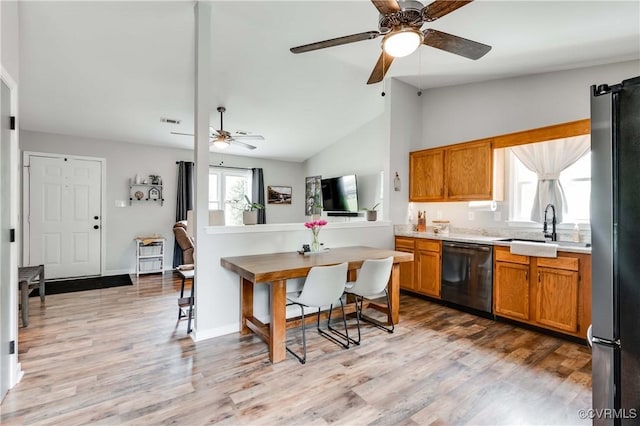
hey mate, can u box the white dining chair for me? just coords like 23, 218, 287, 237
342, 256, 394, 345
286, 262, 350, 364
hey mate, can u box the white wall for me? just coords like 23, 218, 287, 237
390, 60, 640, 231
388, 79, 422, 225
19, 130, 306, 274
1, 0, 20, 83
419, 60, 640, 150
304, 103, 388, 218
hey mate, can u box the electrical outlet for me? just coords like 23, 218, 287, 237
437, 210, 443, 219
494, 211, 502, 221
468, 212, 475, 221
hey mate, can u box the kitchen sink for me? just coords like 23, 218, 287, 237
496, 238, 547, 243
496, 238, 591, 248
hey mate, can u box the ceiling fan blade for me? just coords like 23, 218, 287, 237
232, 134, 265, 141
423, 29, 491, 60
367, 51, 395, 85
423, 0, 473, 21
170, 131, 194, 137
290, 31, 381, 54
230, 139, 257, 150
370, 0, 400, 15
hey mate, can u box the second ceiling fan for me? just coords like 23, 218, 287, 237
290, 0, 492, 84
172, 107, 264, 150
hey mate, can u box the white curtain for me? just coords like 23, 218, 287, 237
512, 135, 590, 223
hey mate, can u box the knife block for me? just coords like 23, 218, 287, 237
417, 217, 426, 233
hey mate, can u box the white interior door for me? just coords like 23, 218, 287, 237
0, 78, 13, 402
27, 154, 102, 279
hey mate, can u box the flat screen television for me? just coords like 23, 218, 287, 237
321, 175, 358, 212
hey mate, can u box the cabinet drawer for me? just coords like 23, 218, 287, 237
395, 237, 415, 250
537, 256, 579, 271
416, 239, 440, 253
495, 247, 530, 265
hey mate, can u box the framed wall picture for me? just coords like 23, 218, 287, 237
305, 175, 322, 216
267, 186, 292, 204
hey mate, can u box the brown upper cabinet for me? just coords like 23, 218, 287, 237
409, 119, 591, 203
410, 139, 493, 202
446, 140, 493, 200
409, 149, 445, 201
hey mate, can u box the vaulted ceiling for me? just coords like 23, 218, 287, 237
18, 1, 640, 162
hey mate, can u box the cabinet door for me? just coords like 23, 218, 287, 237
395, 237, 415, 291
409, 149, 444, 201
397, 248, 415, 291
416, 250, 441, 298
535, 267, 579, 333
494, 261, 530, 320
445, 140, 493, 200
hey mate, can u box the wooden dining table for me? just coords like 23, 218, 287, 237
220, 246, 414, 363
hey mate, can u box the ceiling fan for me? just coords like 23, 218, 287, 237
290, 0, 491, 84
171, 107, 265, 150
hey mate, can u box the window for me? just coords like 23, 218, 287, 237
509, 149, 591, 224
208, 167, 253, 225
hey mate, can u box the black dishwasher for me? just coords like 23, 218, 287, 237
441, 241, 493, 316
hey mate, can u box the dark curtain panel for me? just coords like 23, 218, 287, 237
252, 168, 266, 224
173, 161, 195, 267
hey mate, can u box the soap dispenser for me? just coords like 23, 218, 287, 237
572, 223, 581, 242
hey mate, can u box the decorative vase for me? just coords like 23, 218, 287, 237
243, 210, 258, 225
366, 210, 377, 221
311, 232, 320, 252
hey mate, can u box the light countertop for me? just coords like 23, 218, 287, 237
395, 230, 591, 254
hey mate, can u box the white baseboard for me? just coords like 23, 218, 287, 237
192, 323, 239, 342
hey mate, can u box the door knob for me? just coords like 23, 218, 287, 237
94, 216, 99, 220
93, 225, 99, 230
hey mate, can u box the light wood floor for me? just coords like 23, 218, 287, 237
1, 272, 592, 425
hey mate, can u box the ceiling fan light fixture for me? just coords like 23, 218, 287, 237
382, 28, 423, 58
212, 138, 230, 149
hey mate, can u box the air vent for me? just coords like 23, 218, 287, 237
160, 117, 181, 125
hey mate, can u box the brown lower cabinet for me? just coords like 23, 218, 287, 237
394, 236, 441, 298
494, 246, 591, 339
395, 237, 591, 340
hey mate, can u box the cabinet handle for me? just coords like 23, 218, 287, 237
525, 270, 528, 281
93, 225, 99, 230
537, 272, 541, 282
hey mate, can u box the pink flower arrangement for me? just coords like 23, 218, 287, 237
304, 220, 327, 251
304, 219, 327, 231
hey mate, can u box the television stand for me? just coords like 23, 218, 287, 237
327, 212, 359, 217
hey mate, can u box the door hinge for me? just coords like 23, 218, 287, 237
9, 228, 15, 243
10, 116, 16, 130
9, 340, 15, 354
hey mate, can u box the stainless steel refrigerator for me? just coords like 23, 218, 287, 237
590, 75, 640, 425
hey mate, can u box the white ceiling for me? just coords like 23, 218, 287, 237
18, 1, 640, 162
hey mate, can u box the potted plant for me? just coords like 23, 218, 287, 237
240, 195, 264, 225
363, 203, 380, 221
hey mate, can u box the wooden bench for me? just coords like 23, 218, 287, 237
18, 264, 45, 327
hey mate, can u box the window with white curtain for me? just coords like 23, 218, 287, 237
509, 150, 591, 224
208, 167, 253, 225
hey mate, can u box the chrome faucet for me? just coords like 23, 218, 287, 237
543, 203, 558, 241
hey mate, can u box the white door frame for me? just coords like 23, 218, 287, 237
22, 151, 107, 277
1, 65, 21, 391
